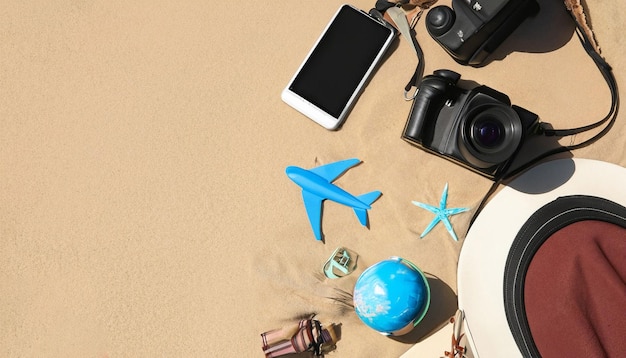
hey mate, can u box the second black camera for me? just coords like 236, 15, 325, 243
426, 0, 539, 66
402, 70, 538, 179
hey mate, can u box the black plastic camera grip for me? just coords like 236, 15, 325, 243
403, 72, 459, 142
404, 88, 437, 142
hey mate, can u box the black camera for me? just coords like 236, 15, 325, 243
402, 70, 539, 179
426, 0, 539, 66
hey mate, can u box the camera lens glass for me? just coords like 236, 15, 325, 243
473, 119, 504, 148
459, 104, 523, 169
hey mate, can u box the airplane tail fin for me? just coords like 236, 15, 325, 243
354, 191, 382, 226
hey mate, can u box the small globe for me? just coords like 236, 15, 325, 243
353, 257, 430, 335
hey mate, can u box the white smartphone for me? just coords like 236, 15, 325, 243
281, 5, 396, 130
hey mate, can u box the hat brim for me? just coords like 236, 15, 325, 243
457, 158, 626, 357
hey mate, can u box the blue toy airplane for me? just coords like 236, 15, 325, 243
286, 158, 382, 241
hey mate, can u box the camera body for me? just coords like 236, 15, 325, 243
402, 70, 538, 179
426, 0, 539, 66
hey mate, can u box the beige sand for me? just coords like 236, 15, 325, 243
1, 0, 624, 356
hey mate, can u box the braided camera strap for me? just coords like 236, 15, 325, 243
564, 0, 598, 52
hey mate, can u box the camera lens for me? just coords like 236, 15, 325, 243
473, 119, 504, 148
459, 105, 523, 169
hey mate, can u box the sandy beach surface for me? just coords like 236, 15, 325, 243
1, 0, 625, 356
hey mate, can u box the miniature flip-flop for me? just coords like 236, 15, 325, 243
323, 247, 358, 279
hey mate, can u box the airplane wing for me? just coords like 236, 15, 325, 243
309, 158, 361, 183
302, 190, 324, 241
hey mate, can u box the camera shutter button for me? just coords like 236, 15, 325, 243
426, 6, 455, 37
433, 70, 461, 84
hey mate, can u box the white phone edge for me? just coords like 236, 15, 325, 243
281, 4, 396, 130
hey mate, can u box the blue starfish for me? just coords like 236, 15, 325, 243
412, 183, 469, 241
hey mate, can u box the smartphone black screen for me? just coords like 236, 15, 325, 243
288, 6, 393, 118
